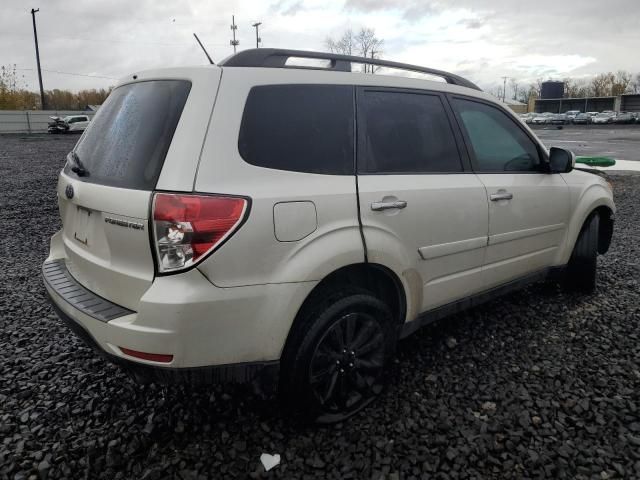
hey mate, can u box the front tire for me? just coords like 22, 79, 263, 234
280, 291, 396, 424
563, 213, 599, 293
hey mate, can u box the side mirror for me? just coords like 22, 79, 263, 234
549, 147, 575, 173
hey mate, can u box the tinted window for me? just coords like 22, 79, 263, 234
68, 80, 191, 190
358, 90, 462, 173
452, 98, 541, 172
238, 85, 354, 175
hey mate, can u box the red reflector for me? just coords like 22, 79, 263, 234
120, 347, 173, 363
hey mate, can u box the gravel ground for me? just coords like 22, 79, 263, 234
1, 134, 639, 480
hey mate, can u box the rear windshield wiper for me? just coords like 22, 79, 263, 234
68, 151, 88, 177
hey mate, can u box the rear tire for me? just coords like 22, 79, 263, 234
563, 213, 599, 293
279, 290, 396, 424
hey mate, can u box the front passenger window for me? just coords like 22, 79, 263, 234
452, 98, 541, 172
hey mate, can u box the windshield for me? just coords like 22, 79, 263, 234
66, 80, 191, 190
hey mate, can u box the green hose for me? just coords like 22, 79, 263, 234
575, 156, 616, 167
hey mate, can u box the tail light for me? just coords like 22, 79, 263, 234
152, 193, 248, 273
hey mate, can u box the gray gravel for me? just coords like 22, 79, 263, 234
1, 134, 639, 480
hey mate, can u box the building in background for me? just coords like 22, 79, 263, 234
540, 81, 565, 99
504, 98, 527, 113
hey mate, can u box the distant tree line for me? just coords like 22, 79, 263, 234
497, 71, 640, 103
0, 64, 111, 110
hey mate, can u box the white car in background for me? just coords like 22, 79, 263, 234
592, 112, 616, 124
565, 110, 581, 122
532, 112, 554, 124
63, 115, 91, 132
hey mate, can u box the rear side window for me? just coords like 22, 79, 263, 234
357, 90, 463, 174
238, 85, 354, 175
68, 80, 191, 190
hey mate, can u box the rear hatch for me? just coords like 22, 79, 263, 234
57, 68, 221, 310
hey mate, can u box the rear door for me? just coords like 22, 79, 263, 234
58, 70, 220, 310
356, 88, 489, 312
449, 96, 570, 288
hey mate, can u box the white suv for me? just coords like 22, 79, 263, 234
43, 49, 614, 423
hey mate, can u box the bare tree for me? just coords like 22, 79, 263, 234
355, 28, 383, 73
612, 70, 632, 96
326, 27, 383, 73
509, 78, 519, 101
632, 73, 640, 94
517, 86, 532, 104
529, 78, 543, 98
325, 29, 355, 56
591, 72, 615, 97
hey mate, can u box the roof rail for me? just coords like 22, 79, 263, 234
218, 48, 481, 91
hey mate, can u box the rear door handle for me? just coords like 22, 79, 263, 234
490, 192, 513, 201
371, 200, 407, 211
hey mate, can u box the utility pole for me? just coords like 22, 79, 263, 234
370, 50, 378, 74
230, 15, 239, 54
501, 76, 509, 102
30, 8, 46, 110
252, 22, 262, 48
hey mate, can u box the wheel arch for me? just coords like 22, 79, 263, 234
279, 262, 408, 362
562, 186, 614, 263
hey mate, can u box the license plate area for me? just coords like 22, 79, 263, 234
73, 206, 92, 246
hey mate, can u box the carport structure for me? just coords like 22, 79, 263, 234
535, 93, 640, 114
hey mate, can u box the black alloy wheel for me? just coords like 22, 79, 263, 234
308, 311, 385, 422
280, 291, 395, 424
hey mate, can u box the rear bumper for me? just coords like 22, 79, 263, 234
46, 292, 277, 384
43, 247, 316, 381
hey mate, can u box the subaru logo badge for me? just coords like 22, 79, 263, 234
65, 184, 74, 199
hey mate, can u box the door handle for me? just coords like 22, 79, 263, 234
490, 192, 513, 201
371, 200, 407, 211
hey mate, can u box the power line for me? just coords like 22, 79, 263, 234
17, 68, 117, 80
11, 32, 229, 47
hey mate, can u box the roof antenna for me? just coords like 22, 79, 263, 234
193, 33, 214, 64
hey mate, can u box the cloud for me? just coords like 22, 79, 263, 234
344, 0, 439, 20
1, 0, 639, 94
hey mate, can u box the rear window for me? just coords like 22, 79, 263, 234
67, 80, 191, 190
238, 85, 354, 175
357, 90, 463, 174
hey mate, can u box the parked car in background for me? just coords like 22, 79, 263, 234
592, 112, 616, 124
550, 113, 568, 125
63, 115, 91, 132
519, 112, 536, 124
587, 112, 599, 119
41, 48, 615, 423
573, 113, 592, 125
614, 112, 635, 124
532, 112, 554, 125
565, 110, 580, 122
47, 116, 69, 134
47, 115, 91, 134
634, 112, 640, 124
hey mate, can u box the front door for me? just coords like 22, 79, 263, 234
450, 96, 570, 288
356, 88, 489, 312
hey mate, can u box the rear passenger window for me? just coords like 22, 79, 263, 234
238, 85, 354, 175
357, 90, 462, 173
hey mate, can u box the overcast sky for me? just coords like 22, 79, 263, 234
2, 0, 639, 93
